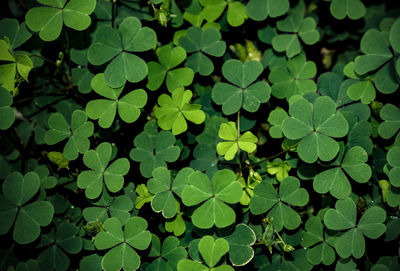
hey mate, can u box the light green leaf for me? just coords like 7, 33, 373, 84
155, 88, 205, 135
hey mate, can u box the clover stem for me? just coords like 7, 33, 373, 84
237, 111, 243, 176
64, 32, 72, 77
249, 142, 300, 168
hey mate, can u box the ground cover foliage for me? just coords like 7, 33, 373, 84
1, 0, 400, 270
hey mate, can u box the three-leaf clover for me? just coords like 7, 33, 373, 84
179, 26, 226, 76
0, 87, 14, 130
378, 103, 400, 139
272, 2, 320, 58
88, 16, 157, 88
154, 88, 205, 135
313, 146, 371, 199
146, 235, 187, 271
250, 176, 309, 231
246, 0, 289, 21
146, 44, 194, 92
212, 59, 271, 115
216, 121, 258, 161
129, 121, 181, 178
177, 235, 233, 271
94, 217, 152, 271
0, 171, 54, 244
25, 0, 96, 41
268, 54, 317, 100
301, 216, 336, 266
181, 169, 242, 229
44, 110, 94, 160
77, 142, 130, 199
37, 222, 83, 271
282, 96, 349, 163
86, 73, 147, 129
324, 198, 387, 259
329, 0, 366, 20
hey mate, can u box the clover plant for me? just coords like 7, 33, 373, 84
1, 1, 400, 270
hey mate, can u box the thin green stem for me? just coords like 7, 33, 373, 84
250, 142, 300, 168
237, 111, 243, 176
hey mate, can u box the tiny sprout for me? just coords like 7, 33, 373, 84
149, 0, 176, 27
47, 151, 70, 170
284, 244, 295, 252
56, 52, 64, 67
83, 220, 104, 237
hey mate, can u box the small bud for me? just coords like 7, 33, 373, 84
283, 244, 295, 252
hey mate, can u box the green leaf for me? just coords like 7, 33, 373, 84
302, 216, 336, 265
37, 222, 82, 271
0, 18, 32, 49
330, 0, 366, 20
227, 2, 247, 27
155, 88, 205, 135
216, 122, 257, 160
387, 146, 400, 187
198, 236, 229, 268
77, 142, 130, 199
267, 107, 288, 138
324, 198, 357, 230
88, 17, 157, 88
390, 18, 400, 53
358, 206, 387, 239
272, 7, 319, 57
354, 29, 393, 75
135, 184, 153, 209
246, 0, 289, 21
130, 122, 180, 178
335, 228, 365, 259
147, 235, 187, 270
179, 26, 226, 76
181, 170, 242, 229
86, 73, 147, 128
250, 177, 308, 231
148, 167, 178, 218
324, 198, 386, 259
95, 217, 151, 271
313, 146, 371, 199
269, 53, 317, 99
0, 87, 15, 130
378, 103, 400, 139
25, 0, 96, 41
282, 96, 349, 163
0, 171, 54, 244
212, 59, 271, 115
45, 110, 94, 160
226, 224, 256, 266
147, 45, 194, 92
